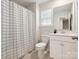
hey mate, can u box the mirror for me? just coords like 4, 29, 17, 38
53, 3, 73, 31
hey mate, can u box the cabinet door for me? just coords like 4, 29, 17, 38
63, 42, 78, 59
50, 40, 62, 59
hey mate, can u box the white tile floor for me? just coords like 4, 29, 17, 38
23, 51, 53, 59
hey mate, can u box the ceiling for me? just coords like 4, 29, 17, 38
36, 0, 51, 4
12, 0, 51, 7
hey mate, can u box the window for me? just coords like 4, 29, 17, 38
41, 9, 52, 25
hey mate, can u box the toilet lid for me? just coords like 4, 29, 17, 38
36, 43, 46, 47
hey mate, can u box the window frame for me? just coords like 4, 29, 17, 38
40, 9, 53, 26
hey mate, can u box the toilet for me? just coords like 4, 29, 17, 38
35, 35, 49, 59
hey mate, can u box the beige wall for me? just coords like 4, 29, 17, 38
39, 26, 54, 35
36, 4, 40, 43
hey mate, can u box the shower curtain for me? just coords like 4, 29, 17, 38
1, 0, 35, 59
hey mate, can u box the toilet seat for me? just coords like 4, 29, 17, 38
36, 42, 46, 48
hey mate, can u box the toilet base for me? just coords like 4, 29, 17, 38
37, 50, 44, 59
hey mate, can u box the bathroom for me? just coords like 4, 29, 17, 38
1, 0, 78, 59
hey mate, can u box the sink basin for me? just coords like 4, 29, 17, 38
50, 30, 78, 37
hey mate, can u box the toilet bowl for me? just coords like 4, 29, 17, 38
35, 35, 49, 59
36, 42, 46, 50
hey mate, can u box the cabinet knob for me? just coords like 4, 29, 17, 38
72, 37, 78, 40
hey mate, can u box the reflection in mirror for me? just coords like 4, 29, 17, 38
60, 13, 72, 31
70, 14, 72, 31
63, 19, 69, 30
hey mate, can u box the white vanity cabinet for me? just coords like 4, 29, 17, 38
50, 35, 78, 59
50, 40, 62, 59
62, 42, 77, 59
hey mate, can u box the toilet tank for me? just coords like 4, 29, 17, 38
40, 35, 49, 43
